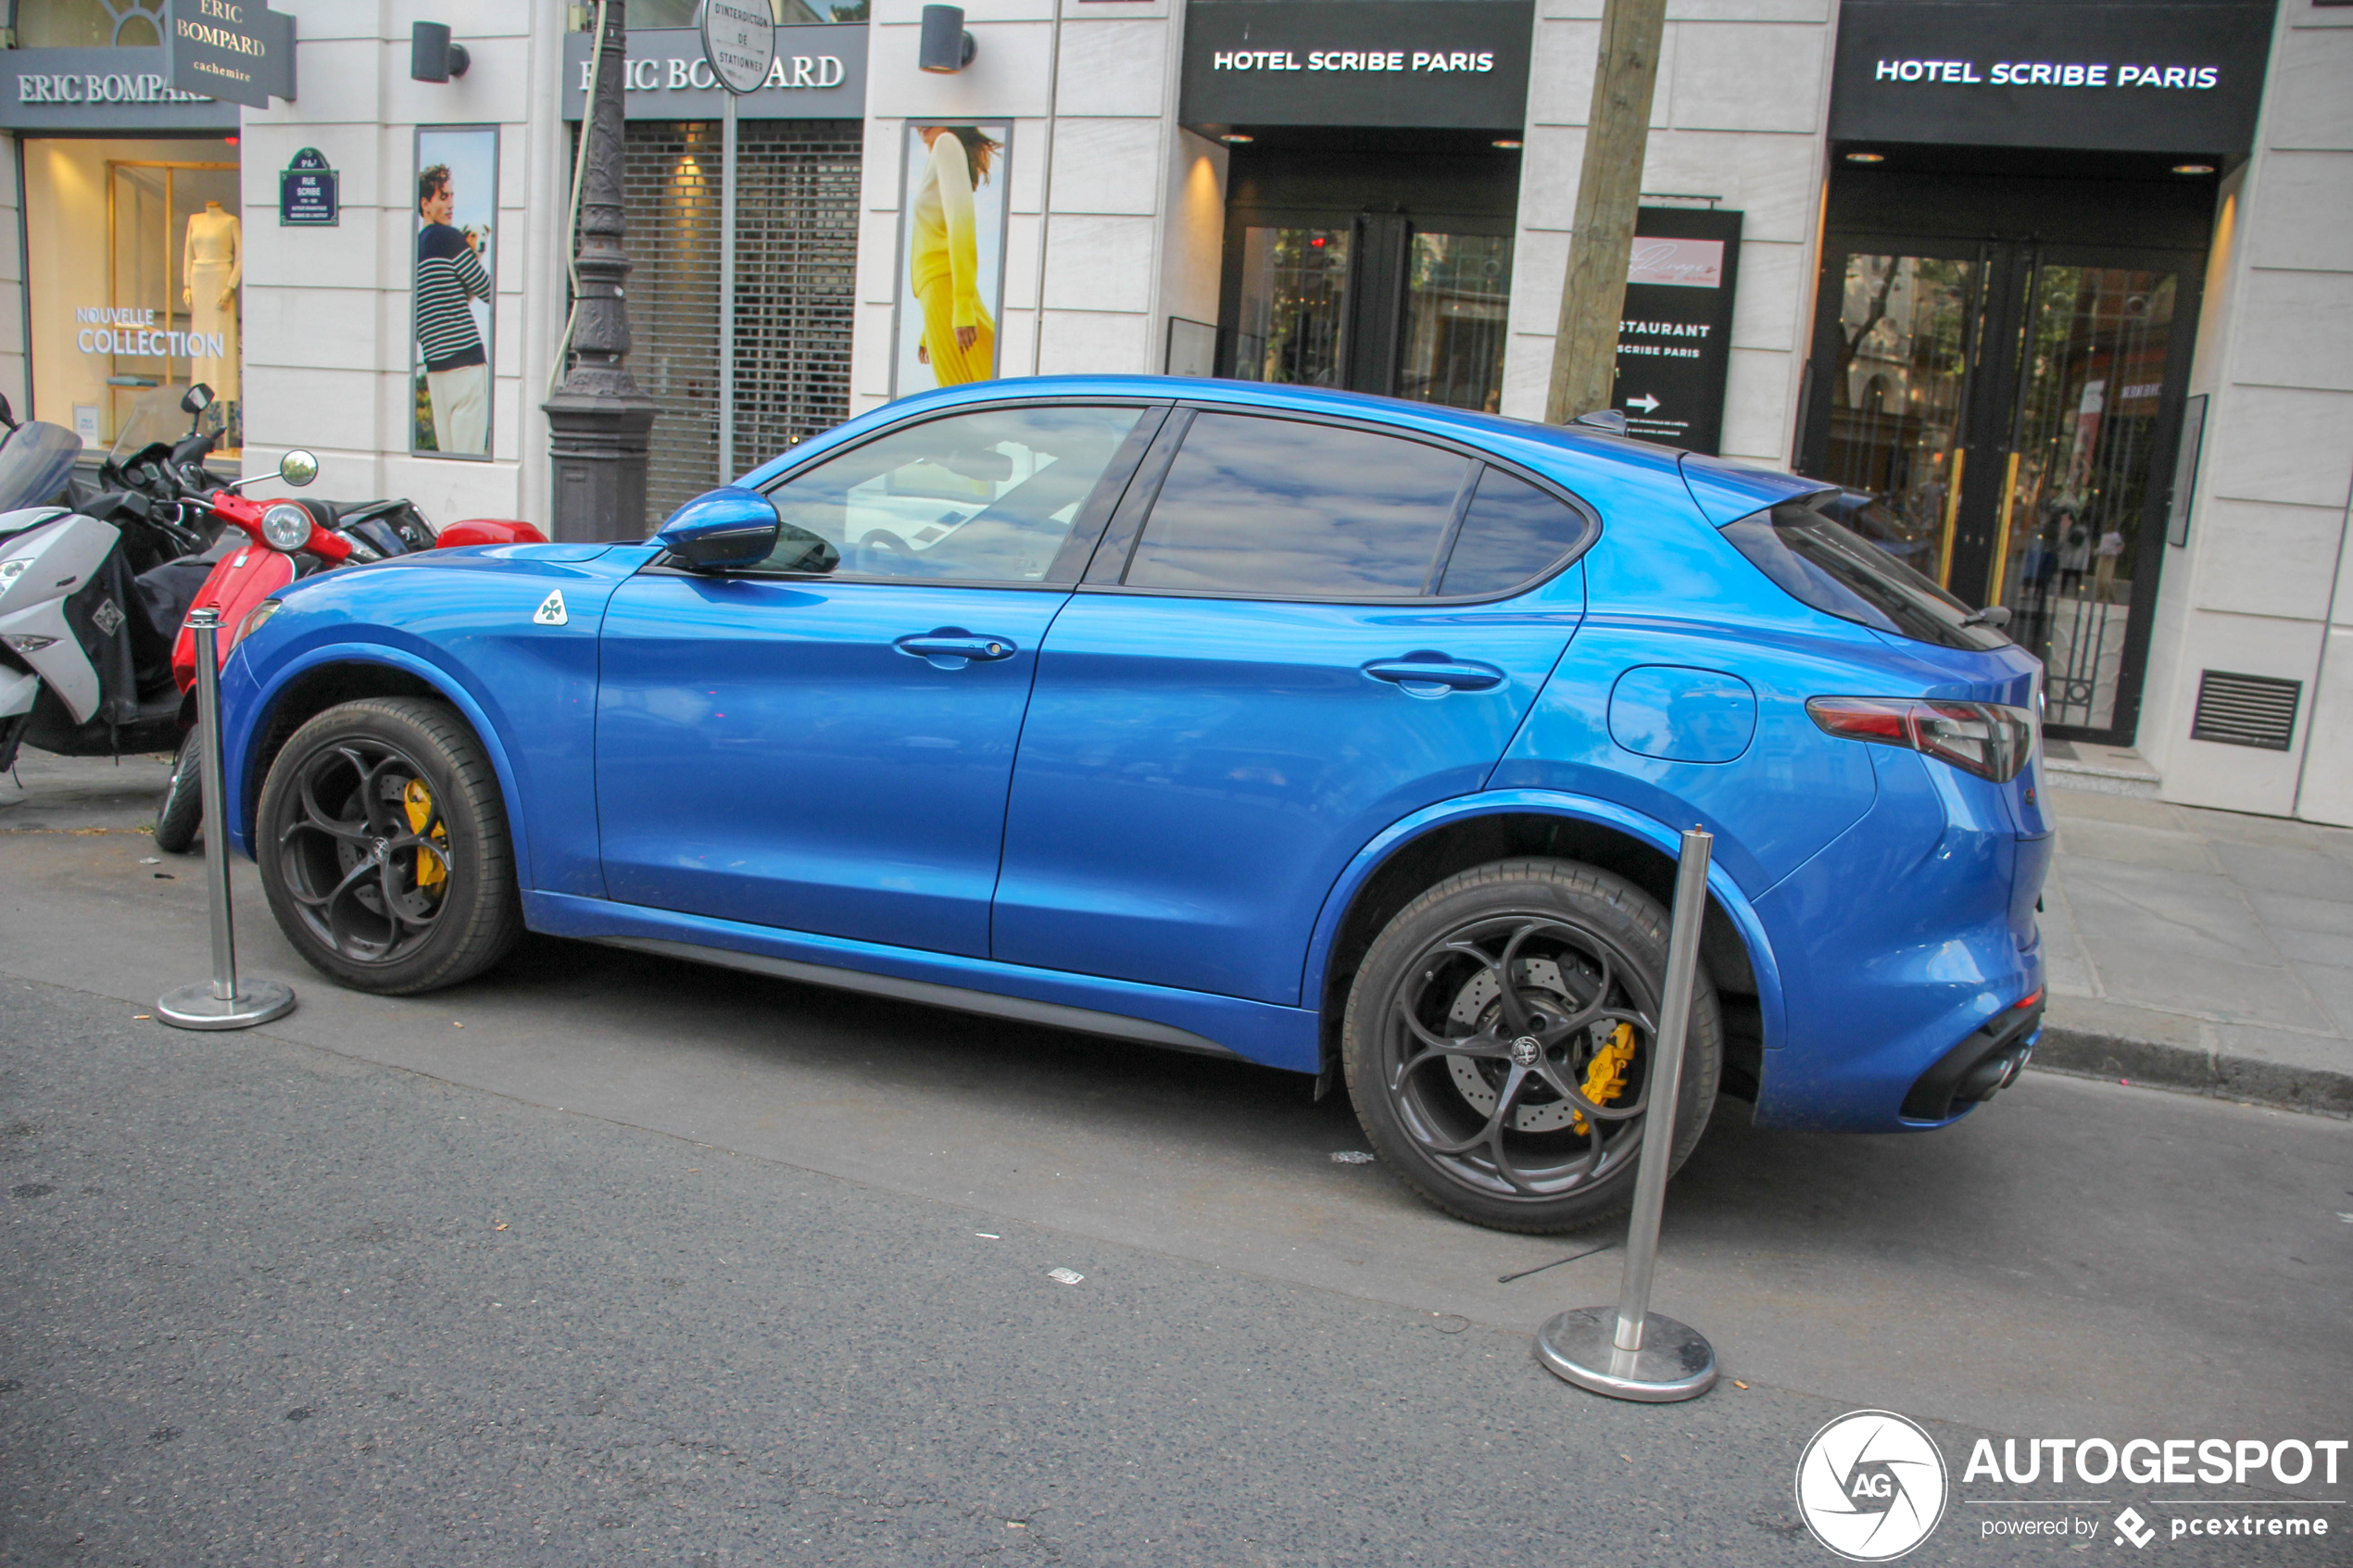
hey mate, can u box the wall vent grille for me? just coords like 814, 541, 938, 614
2189, 670, 2301, 751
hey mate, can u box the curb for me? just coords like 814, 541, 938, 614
2031, 1022, 2353, 1120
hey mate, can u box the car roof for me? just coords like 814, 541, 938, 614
747, 375, 1811, 531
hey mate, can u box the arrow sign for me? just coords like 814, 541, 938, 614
1626, 394, 1662, 414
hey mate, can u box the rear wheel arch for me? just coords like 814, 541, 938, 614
1312, 807, 1770, 1099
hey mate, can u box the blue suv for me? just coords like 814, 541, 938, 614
217, 378, 2050, 1233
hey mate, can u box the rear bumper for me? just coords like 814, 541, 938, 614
1748, 746, 2046, 1132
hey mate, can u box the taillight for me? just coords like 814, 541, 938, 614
1806, 696, 2035, 783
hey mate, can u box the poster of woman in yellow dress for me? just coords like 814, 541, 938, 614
894, 124, 1009, 395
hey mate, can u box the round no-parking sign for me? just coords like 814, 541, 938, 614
699, 0, 776, 95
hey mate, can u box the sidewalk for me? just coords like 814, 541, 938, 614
2039, 783, 2353, 1117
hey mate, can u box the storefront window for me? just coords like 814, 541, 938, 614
24, 137, 243, 457
19, 0, 167, 48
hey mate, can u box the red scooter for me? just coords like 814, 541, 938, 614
152, 447, 546, 850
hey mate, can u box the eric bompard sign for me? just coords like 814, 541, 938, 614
165, 0, 296, 109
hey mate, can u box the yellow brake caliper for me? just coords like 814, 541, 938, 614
401, 778, 448, 893
1569, 1022, 1637, 1135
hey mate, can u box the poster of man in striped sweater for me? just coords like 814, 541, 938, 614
411, 129, 497, 458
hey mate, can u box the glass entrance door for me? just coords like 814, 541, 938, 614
1992, 264, 2179, 732
1803, 242, 2195, 744
1230, 219, 1511, 412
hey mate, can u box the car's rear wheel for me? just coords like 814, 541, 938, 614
1341, 859, 1720, 1234
256, 696, 522, 995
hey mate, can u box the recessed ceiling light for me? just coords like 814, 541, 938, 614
1492, 138, 1523, 150
1844, 151, 1885, 164
2171, 162, 2215, 175
1220, 132, 1253, 144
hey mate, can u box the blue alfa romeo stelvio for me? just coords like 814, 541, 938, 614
217, 377, 2050, 1234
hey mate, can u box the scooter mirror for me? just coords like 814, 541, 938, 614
278, 449, 320, 488
0, 392, 15, 430
182, 383, 215, 415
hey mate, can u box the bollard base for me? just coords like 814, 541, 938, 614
1534, 1306, 1718, 1403
156, 979, 296, 1032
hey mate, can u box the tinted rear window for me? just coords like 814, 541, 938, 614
1722, 499, 2010, 651
1439, 467, 1590, 596
1125, 412, 1470, 597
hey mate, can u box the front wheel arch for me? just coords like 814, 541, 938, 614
236, 651, 528, 886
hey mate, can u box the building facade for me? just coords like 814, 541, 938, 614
0, 0, 2345, 824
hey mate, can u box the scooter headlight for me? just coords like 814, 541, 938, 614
0, 558, 29, 585
260, 503, 313, 552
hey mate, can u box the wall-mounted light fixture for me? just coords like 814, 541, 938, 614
1491, 138, 1523, 150
411, 21, 471, 82
1219, 132, 1253, 145
1844, 150, 1885, 164
919, 6, 976, 73
2171, 162, 2216, 175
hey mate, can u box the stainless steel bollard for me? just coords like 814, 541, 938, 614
157, 608, 296, 1031
1533, 826, 1717, 1402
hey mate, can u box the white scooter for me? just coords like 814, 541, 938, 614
0, 389, 215, 773
0, 397, 98, 771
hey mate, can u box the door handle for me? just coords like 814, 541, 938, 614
1362, 657, 1506, 694
894, 628, 1017, 666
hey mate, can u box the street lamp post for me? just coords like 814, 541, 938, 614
544, 0, 657, 542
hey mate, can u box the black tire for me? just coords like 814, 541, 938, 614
256, 696, 523, 995
1341, 859, 1721, 1235
152, 733, 204, 854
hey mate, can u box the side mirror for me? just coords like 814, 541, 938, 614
0, 392, 15, 431
182, 383, 215, 415
657, 486, 787, 571
278, 449, 320, 487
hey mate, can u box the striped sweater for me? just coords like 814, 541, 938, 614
415, 222, 489, 371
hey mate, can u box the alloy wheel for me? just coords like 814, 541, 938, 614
275, 739, 453, 965
1379, 911, 1661, 1201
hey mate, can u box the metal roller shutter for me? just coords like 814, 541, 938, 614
617, 119, 861, 525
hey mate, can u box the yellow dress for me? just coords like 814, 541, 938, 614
910, 133, 995, 384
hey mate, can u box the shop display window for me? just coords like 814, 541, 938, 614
24, 136, 243, 458
19, 0, 168, 48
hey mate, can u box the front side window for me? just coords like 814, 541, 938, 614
759, 404, 1147, 582
1124, 412, 1471, 597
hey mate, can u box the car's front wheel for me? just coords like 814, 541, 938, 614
256, 696, 522, 995
1342, 859, 1720, 1234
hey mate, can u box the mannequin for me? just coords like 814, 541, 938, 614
182, 201, 241, 401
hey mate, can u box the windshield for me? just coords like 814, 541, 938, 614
0, 419, 82, 511
1722, 498, 2012, 652
107, 384, 228, 466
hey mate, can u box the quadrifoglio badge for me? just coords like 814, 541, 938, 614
1796, 1411, 2344, 1559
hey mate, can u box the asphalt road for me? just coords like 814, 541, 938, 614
3, 753, 2348, 1565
